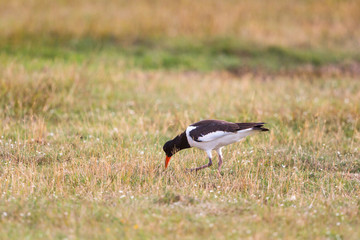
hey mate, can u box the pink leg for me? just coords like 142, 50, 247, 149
187, 157, 213, 172
187, 150, 213, 172
216, 148, 223, 176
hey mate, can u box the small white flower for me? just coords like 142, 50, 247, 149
290, 195, 296, 201
120, 195, 126, 198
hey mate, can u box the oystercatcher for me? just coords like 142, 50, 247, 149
163, 120, 269, 174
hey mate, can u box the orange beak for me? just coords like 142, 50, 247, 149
165, 156, 171, 169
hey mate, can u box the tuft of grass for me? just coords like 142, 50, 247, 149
156, 191, 196, 205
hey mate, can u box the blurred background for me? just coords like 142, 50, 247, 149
1, 0, 360, 74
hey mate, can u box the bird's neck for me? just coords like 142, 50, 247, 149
173, 131, 191, 152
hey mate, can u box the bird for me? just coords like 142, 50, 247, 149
163, 120, 269, 174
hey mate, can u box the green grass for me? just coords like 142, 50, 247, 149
1, 37, 359, 73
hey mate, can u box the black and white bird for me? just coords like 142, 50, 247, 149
163, 120, 269, 174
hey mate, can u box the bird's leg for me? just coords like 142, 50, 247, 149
216, 148, 223, 176
188, 158, 212, 172
187, 150, 213, 172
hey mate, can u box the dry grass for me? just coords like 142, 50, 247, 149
1, 0, 360, 49
1, 59, 360, 238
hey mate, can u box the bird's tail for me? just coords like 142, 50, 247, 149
236, 122, 269, 132
252, 123, 269, 132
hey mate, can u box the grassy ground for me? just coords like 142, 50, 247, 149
1, 0, 360, 239
1, 59, 360, 239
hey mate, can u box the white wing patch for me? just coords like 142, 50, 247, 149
197, 131, 232, 142
199, 128, 256, 142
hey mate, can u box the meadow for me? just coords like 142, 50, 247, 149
1, 0, 360, 239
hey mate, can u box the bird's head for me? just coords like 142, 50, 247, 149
163, 140, 178, 169
163, 131, 191, 169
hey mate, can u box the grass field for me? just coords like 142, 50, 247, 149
1, 0, 360, 239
